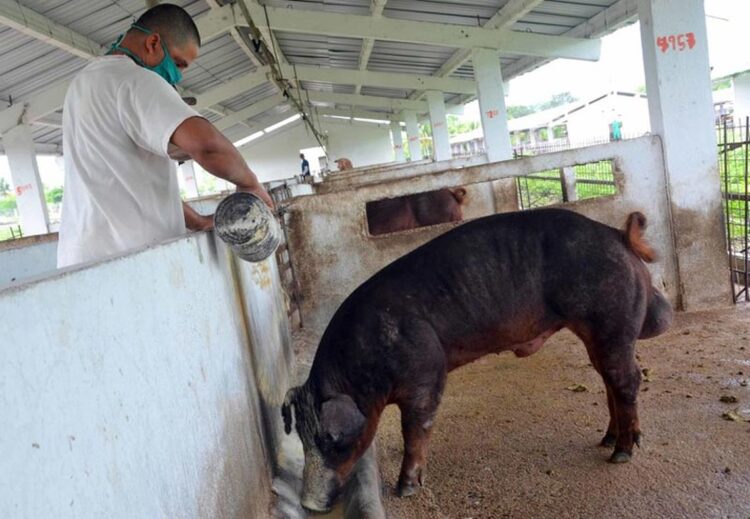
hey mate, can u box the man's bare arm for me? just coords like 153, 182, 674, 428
183, 202, 214, 232
171, 116, 273, 208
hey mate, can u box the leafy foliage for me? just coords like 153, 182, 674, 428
45, 186, 64, 204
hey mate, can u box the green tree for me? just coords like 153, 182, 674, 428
0, 195, 17, 212
507, 105, 535, 120
45, 186, 64, 204
538, 92, 577, 111
712, 78, 731, 91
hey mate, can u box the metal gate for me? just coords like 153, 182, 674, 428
719, 118, 750, 303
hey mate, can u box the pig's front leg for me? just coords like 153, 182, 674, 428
395, 375, 446, 497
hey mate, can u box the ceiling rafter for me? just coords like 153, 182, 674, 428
354, 0, 388, 95
502, 0, 638, 79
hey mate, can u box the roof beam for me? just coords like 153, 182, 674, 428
195, 3, 239, 42
0, 0, 103, 59
431, 0, 545, 79
502, 0, 637, 80
193, 67, 272, 110
317, 107, 395, 122
214, 93, 287, 130
0, 80, 70, 135
250, 5, 601, 61
305, 91, 429, 112
279, 64, 477, 94
354, 0, 388, 95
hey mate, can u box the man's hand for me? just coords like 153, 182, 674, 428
171, 117, 274, 209
183, 202, 214, 232
237, 184, 274, 209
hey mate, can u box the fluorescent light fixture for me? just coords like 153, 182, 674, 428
264, 114, 301, 133
352, 117, 390, 124
233, 131, 264, 147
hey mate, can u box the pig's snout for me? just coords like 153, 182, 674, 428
300, 449, 341, 513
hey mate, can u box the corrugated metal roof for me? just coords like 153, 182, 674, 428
0, 0, 633, 149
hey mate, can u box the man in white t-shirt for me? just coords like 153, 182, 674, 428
57, 4, 272, 268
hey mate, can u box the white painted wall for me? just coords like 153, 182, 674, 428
733, 73, 750, 120
0, 231, 295, 518
239, 119, 393, 183
566, 95, 651, 146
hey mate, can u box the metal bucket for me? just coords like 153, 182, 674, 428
214, 192, 280, 262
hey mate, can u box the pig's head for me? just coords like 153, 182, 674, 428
282, 385, 369, 513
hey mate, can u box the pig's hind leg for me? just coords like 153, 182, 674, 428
584, 335, 642, 463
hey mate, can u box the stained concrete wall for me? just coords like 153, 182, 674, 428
0, 230, 295, 518
0, 233, 58, 286
287, 136, 679, 336
317, 154, 489, 194
239, 119, 393, 183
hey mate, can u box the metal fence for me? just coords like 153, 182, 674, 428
718, 119, 750, 303
516, 160, 617, 210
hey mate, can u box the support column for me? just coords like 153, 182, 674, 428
3, 124, 49, 236
389, 121, 405, 162
179, 161, 200, 199
425, 91, 452, 162
472, 48, 512, 162
639, 0, 731, 309
403, 111, 422, 162
732, 73, 750, 120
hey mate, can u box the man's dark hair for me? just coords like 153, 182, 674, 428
135, 3, 201, 48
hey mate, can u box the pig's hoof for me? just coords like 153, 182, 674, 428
397, 481, 420, 498
609, 450, 632, 464
599, 433, 616, 448
634, 432, 642, 448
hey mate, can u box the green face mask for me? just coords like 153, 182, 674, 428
108, 24, 183, 86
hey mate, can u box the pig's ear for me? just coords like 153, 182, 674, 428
320, 394, 366, 444
452, 187, 467, 203
281, 387, 299, 435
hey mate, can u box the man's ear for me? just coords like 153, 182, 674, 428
144, 33, 161, 56
320, 394, 366, 444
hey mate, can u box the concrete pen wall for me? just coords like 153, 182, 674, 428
0, 230, 295, 518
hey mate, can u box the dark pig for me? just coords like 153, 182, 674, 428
282, 208, 673, 512
366, 187, 467, 235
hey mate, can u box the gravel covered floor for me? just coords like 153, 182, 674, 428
373, 306, 750, 518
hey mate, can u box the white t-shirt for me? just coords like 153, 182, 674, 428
57, 55, 200, 268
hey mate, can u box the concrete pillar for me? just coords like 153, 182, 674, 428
732, 73, 750, 121
389, 121, 405, 162
179, 161, 200, 199
425, 91, 452, 162
472, 48, 513, 162
559, 166, 578, 202
403, 111, 422, 162
639, 0, 731, 309
3, 124, 49, 236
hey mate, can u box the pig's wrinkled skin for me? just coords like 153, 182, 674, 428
282, 209, 673, 513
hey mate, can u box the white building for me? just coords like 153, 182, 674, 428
451, 91, 652, 156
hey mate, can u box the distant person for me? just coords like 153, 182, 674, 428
300, 153, 311, 177
612, 118, 623, 141
57, 4, 272, 268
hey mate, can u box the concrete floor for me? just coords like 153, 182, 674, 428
373, 305, 750, 518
